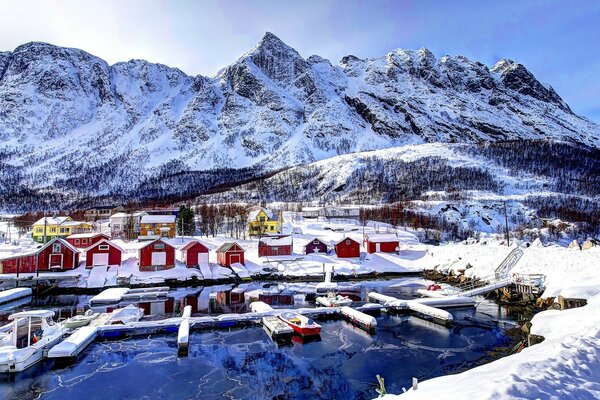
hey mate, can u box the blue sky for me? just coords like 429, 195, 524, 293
1, 0, 599, 122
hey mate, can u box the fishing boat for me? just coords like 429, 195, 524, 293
0, 310, 64, 373
62, 310, 99, 329
278, 312, 321, 336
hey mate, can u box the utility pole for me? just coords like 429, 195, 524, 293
43, 213, 47, 244
180, 215, 184, 243
503, 202, 510, 247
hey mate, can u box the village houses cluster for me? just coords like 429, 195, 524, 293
0, 205, 401, 276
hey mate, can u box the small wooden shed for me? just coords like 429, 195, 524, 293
216, 242, 245, 267
138, 239, 176, 271
364, 234, 400, 254
334, 237, 361, 258
304, 238, 328, 255
180, 240, 210, 268
258, 236, 293, 257
85, 239, 124, 268
37, 238, 80, 271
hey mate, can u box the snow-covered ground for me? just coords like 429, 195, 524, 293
421, 238, 600, 300
379, 293, 600, 399
375, 237, 600, 399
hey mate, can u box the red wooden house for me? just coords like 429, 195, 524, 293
304, 238, 328, 255
216, 242, 245, 267
66, 233, 109, 249
37, 238, 80, 271
258, 236, 292, 257
0, 252, 37, 274
85, 239, 124, 268
138, 239, 175, 271
335, 237, 361, 258
364, 234, 400, 254
180, 240, 210, 268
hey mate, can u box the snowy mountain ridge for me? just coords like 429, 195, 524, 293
0, 32, 599, 208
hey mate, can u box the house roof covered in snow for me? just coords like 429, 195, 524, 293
366, 234, 400, 243
249, 208, 280, 221
180, 240, 210, 252
33, 216, 71, 226
111, 211, 147, 219
84, 239, 125, 253
335, 237, 360, 246
61, 221, 91, 227
67, 232, 108, 239
259, 236, 293, 246
39, 237, 79, 253
140, 215, 176, 224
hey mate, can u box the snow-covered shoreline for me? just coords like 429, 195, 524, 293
375, 238, 600, 399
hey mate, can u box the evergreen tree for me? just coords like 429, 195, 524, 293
177, 205, 196, 236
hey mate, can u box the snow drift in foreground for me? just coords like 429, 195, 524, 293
379, 293, 600, 399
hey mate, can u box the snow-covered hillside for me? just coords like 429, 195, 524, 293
0, 33, 599, 208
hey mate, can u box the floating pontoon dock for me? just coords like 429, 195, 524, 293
48, 326, 98, 359
89, 287, 169, 305
0, 287, 32, 305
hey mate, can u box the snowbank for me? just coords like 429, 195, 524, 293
379, 293, 600, 399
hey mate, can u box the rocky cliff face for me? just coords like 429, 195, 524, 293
0, 32, 598, 205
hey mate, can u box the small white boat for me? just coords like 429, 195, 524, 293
0, 310, 64, 373
63, 310, 99, 329
316, 293, 353, 307
262, 316, 293, 338
106, 305, 144, 325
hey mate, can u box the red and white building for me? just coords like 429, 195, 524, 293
180, 240, 210, 268
84, 239, 124, 268
138, 239, 176, 271
258, 236, 293, 257
334, 237, 361, 258
364, 234, 400, 254
66, 233, 109, 249
37, 237, 80, 271
0, 237, 80, 273
216, 242, 245, 267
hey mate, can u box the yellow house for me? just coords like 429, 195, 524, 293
248, 208, 283, 236
32, 216, 94, 243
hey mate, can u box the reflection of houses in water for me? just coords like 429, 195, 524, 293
258, 285, 294, 307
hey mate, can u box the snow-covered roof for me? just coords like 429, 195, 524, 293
302, 207, 323, 212
249, 208, 279, 221
39, 237, 79, 253
260, 236, 293, 246
141, 215, 176, 224
366, 234, 400, 243
9, 310, 55, 320
61, 220, 91, 227
180, 240, 210, 252
303, 238, 327, 248
138, 238, 174, 251
335, 237, 360, 246
216, 242, 244, 253
67, 232, 108, 239
33, 216, 71, 226
83, 239, 125, 253
111, 211, 147, 219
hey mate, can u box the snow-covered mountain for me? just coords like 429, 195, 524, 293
0, 32, 599, 209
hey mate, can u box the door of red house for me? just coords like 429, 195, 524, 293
230, 254, 240, 265
49, 254, 63, 269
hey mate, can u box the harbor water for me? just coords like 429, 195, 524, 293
0, 278, 519, 400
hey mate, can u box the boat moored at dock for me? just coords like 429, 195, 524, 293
0, 310, 64, 373
279, 312, 321, 336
